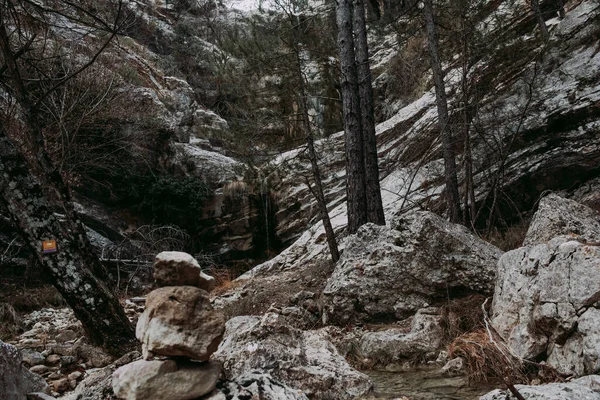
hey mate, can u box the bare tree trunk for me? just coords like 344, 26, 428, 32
0, 130, 136, 355
423, 0, 462, 223
352, 0, 385, 226
293, 51, 340, 263
336, 0, 367, 234
530, 0, 550, 41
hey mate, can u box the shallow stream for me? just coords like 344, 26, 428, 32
364, 368, 495, 399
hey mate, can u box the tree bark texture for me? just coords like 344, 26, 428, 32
0, 130, 136, 356
423, 0, 462, 223
352, 0, 386, 226
336, 0, 367, 234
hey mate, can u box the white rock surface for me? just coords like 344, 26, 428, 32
492, 197, 600, 375
523, 194, 600, 246
213, 313, 373, 399
359, 308, 444, 367
206, 372, 309, 400
479, 375, 600, 400
136, 286, 225, 360
153, 251, 216, 291
112, 359, 220, 400
322, 213, 502, 324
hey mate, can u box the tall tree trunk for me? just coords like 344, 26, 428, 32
423, 0, 462, 223
352, 0, 385, 226
336, 0, 367, 234
530, 0, 550, 41
0, 129, 136, 356
293, 51, 340, 263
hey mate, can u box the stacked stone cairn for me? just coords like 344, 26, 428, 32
112, 251, 225, 400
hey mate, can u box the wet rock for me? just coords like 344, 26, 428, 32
153, 251, 216, 291
523, 193, 600, 246
1, 340, 49, 400
213, 313, 373, 399
480, 375, 600, 399
112, 359, 220, 400
207, 372, 309, 400
359, 308, 444, 368
136, 286, 225, 360
323, 214, 502, 324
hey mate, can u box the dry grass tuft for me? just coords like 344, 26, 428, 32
209, 267, 246, 297
440, 294, 486, 343
448, 328, 528, 384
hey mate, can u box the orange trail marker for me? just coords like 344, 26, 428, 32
42, 240, 57, 254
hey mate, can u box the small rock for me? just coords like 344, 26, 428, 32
112, 359, 221, 400
29, 365, 50, 375
56, 330, 79, 343
60, 356, 77, 368
68, 371, 83, 381
47, 372, 62, 380
154, 251, 216, 291
46, 354, 61, 366
22, 350, 46, 367
51, 378, 70, 393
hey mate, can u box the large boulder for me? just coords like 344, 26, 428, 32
205, 373, 309, 400
480, 375, 600, 400
0, 340, 49, 400
523, 193, 600, 246
112, 359, 220, 400
136, 286, 225, 360
153, 251, 215, 291
491, 197, 600, 375
213, 313, 373, 400
322, 213, 503, 324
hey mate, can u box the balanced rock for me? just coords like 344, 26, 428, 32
112, 359, 220, 400
154, 251, 215, 291
136, 286, 225, 360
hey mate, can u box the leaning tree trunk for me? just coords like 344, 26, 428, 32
423, 0, 462, 223
292, 50, 340, 263
530, 0, 550, 41
0, 129, 136, 356
336, 0, 367, 234
352, 0, 386, 226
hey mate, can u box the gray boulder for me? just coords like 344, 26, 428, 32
359, 307, 443, 368
213, 313, 373, 400
0, 340, 49, 400
322, 213, 502, 324
479, 375, 600, 399
154, 251, 215, 291
205, 373, 309, 400
523, 193, 600, 246
136, 286, 225, 360
492, 196, 600, 376
112, 359, 220, 400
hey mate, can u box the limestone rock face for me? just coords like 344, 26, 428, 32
322, 214, 502, 324
205, 373, 309, 400
213, 314, 373, 400
154, 251, 215, 291
112, 359, 220, 400
491, 197, 600, 375
0, 340, 49, 400
479, 375, 600, 400
523, 193, 600, 246
359, 308, 443, 367
136, 286, 225, 360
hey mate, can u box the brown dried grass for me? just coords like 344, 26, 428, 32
440, 294, 486, 343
